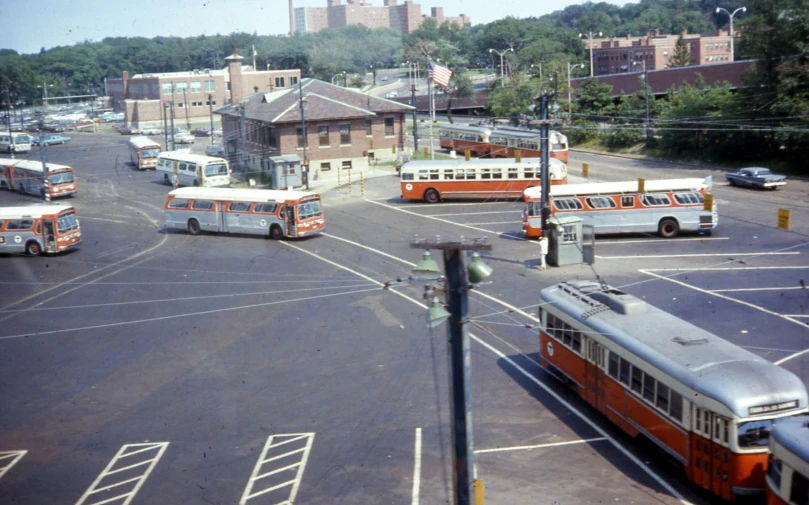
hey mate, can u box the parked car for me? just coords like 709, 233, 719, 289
41, 124, 65, 133
140, 127, 162, 135
726, 167, 787, 189
118, 127, 137, 135
174, 132, 195, 144
191, 127, 211, 137
205, 144, 225, 157
211, 129, 222, 138
33, 134, 71, 146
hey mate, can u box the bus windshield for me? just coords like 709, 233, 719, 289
737, 419, 773, 448
15, 135, 31, 144
142, 148, 160, 159
56, 213, 80, 233
50, 172, 75, 184
297, 200, 322, 219
205, 163, 228, 176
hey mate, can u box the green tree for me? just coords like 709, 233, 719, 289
668, 34, 693, 67
576, 78, 615, 115
445, 73, 474, 123
486, 74, 538, 117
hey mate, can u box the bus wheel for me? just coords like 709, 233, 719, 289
187, 219, 201, 235
163, 174, 171, 185
25, 241, 42, 256
269, 224, 283, 240
193, 179, 200, 187
658, 218, 680, 238
18, 183, 26, 194
424, 189, 440, 204
0, 181, 7, 190
40, 189, 46, 199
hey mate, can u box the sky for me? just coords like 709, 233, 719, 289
1, 0, 631, 55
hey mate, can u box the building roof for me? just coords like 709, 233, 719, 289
215, 78, 413, 124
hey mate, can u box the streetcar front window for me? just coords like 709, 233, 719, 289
56, 213, 79, 233
50, 172, 75, 184
737, 419, 773, 448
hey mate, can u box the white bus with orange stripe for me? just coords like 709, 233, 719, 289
400, 157, 567, 203
128, 136, 162, 170
523, 177, 716, 239
0, 158, 77, 199
766, 416, 809, 505
0, 204, 81, 255
163, 187, 324, 239
539, 281, 809, 502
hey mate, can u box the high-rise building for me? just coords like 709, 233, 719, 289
292, 0, 469, 35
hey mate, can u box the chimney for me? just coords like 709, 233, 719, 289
626, 33, 631, 40
289, 0, 295, 36
225, 50, 245, 104
122, 71, 130, 98
654, 29, 660, 37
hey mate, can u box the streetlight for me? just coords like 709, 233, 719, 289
37, 83, 54, 106
567, 63, 584, 117
716, 6, 746, 62
488, 48, 514, 85
529, 63, 542, 80
331, 72, 345, 86
632, 61, 651, 144
579, 31, 603, 77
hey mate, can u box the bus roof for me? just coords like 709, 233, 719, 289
439, 124, 492, 134
402, 157, 563, 171
540, 281, 808, 419
771, 416, 809, 463
168, 187, 319, 203
0, 204, 75, 219
158, 152, 228, 165
524, 178, 710, 200
0, 158, 73, 173
128, 136, 162, 149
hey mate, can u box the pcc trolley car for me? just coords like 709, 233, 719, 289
766, 416, 809, 505
539, 281, 808, 502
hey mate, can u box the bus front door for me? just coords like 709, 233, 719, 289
285, 205, 296, 238
216, 202, 227, 233
43, 221, 57, 253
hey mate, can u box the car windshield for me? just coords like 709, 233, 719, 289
50, 171, 75, 184
56, 212, 79, 233
204, 163, 228, 176
738, 419, 773, 448
142, 148, 160, 159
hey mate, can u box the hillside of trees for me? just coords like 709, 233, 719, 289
1, 0, 806, 170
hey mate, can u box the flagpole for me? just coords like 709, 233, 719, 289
428, 71, 434, 160
252, 45, 257, 70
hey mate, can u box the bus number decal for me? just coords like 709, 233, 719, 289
0, 236, 4, 243
259, 219, 267, 227
405, 183, 413, 191
547, 341, 554, 357
14, 235, 22, 244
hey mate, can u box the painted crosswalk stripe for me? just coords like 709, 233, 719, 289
74, 442, 169, 505
0, 450, 27, 480
240, 433, 315, 505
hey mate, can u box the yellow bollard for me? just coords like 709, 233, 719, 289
337, 166, 341, 191
778, 208, 791, 230
473, 479, 485, 505
703, 193, 714, 211
360, 171, 365, 196
638, 177, 646, 193
582, 162, 589, 179
465, 149, 471, 161
423, 147, 428, 159
348, 170, 352, 194
515, 149, 521, 163
392, 145, 397, 154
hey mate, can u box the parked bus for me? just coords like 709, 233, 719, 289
438, 125, 569, 163
400, 158, 568, 203
163, 187, 324, 239
766, 416, 809, 505
0, 132, 33, 154
539, 280, 809, 502
128, 136, 162, 170
0, 204, 82, 255
0, 158, 78, 199
156, 152, 231, 188
523, 177, 716, 239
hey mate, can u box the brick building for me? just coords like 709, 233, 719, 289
215, 78, 413, 175
582, 29, 735, 76
104, 52, 301, 128
293, 0, 468, 35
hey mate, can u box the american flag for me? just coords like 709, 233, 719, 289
429, 60, 452, 88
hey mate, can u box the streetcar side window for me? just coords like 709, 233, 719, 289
791, 470, 809, 505
656, 382, 670, 411
669, 390, 683, 422
619, 358, 630, 386
608, 352, 619, 379
630, 366, 643, 393
643, 374, 655, 402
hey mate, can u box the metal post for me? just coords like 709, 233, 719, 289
299, 79, 309, 190
209, 94, 215, 145
169, 101, 176, 151
644, 65, 651, 144
411, 63, 418, 152
7, 102, 13, 160
347, 170, 352, 194
38, 114, 50, 202
163, 103, 169, 150
428, 72, 434, 160
540, 94, 551, 234
183, 88, 190, 130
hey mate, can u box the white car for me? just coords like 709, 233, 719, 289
174, 133, 195, 144
140, 127, 162, 135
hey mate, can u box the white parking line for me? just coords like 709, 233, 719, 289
467, 221, 519, 226
0, 450, 27, 480
598, 252, 799, 259
392, 201, 514, 208
597, 237, 729, 245
427, 210, 521, 217
74, 442, 169, 505
364, 199, 503, 236
645, 266, 809, 272
784, 314, 809, 318
475, 437, 608, 454
711, 286, 806, 293
412, 428, 422, 505
79, 216, 128, 224
239, 433, 314, 505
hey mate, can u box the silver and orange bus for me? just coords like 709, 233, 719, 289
128, 136, 162, 170
539, 280, 809, 502
163, 187, 324, 239
0, 158, 77, 199
0, 204, 82, 255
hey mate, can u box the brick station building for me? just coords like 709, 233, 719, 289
215, 78, 413, 175
104, 52, 301, 129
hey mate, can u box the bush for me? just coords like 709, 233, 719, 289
563, 121, 599, 145
600, 125, 643, 149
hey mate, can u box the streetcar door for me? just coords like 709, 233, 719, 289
692, 407, 712, 491
585, 340, 606, 411
216, 202, 227, 233
43, 220, 56, 253
711, 415, 732, 500
285, 205, 296, 238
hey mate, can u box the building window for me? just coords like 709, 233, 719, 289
290, 76, 299, 85
205, 99, 217, 106
384, 117, 394, 137
340, 124, 351, 145
161, 83, 173, 95
365, 118, 372, 136
267, 127, 277, 149
342, 160, 352, 169
205, 80, 216, 92
275, 77, 286, 88
175, 82, 188, 93
319, 125, 329, 147
296, 126, 305, 148
177, 102, 185, 108
190, 81, 202, 93
321, 162, 331, 171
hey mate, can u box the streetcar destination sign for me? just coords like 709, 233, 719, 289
749, 400, 798, 416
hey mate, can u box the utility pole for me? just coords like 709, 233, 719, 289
208, 94, 215, 145
169, 101, 176, 151
579, 31, 603, 77
298, 78, 308, 190
6, 93, 13, 160
183, 88, 190, 130
633, 61, 651, 144
37, 112, 50, 203
408, 62, 419, 152
539, 94, 551, 234
410, 238, 492, 505
163, 103, 169, 150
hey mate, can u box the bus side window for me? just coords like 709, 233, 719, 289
253, 203, 277, 214
168, 199, 189, 209
621, 195, 634, 207
401, 172, 414, 181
